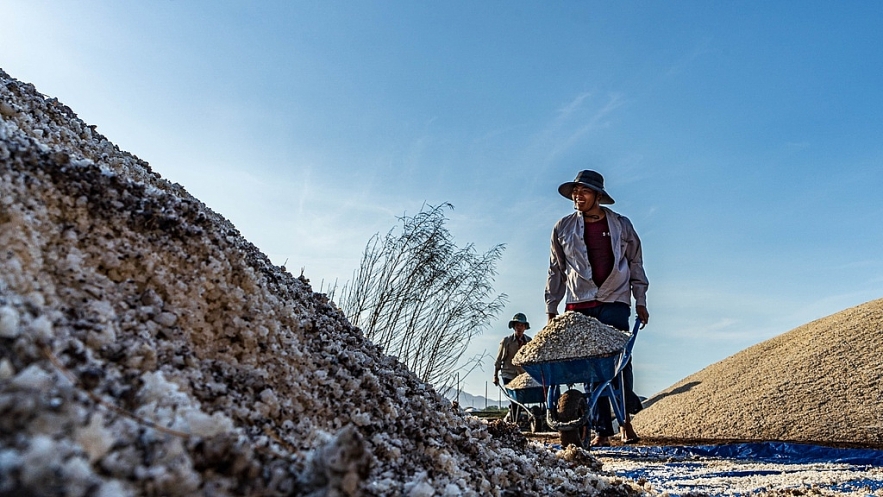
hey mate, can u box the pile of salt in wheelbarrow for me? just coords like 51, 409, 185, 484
510, 311, 641, 448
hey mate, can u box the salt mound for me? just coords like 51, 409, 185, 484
633, 298, 883, 447
0, 69, 652, 495
513, 312, 630, 366
504, 373, 542, 390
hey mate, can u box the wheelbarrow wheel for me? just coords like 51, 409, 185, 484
530, 406, 546, 433
558, 389, 587, 423
557, 389, 588, 449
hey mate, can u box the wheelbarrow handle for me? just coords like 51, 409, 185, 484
614, 319, 642, 375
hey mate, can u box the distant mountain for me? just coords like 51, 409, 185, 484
440, 387, 506, 409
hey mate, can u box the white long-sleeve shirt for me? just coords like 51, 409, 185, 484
545, 207, 648, 314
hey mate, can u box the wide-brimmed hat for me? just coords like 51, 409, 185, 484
508, 313, 530, 330
558, 170, 615, 204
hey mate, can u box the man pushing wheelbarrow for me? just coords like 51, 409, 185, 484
544, 169, 650, 447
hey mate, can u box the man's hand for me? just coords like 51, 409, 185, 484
493, 375, 499, 386
547, 312, 557, 324
636, 305, 649, 328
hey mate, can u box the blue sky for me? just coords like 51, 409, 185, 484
4, 1, 883, 399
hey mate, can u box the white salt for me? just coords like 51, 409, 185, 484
75, 413, 114, 463
0, 305, 20, 338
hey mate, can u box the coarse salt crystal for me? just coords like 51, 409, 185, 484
0, 306, 20, 338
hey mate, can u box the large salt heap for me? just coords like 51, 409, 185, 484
0, 69, 652, 496
633, 298, 883, 447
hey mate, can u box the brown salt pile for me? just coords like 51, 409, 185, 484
633, 298, 883, 447
513, 312, 630, 366
0, 69, 654, 496
504, 372, 542, 390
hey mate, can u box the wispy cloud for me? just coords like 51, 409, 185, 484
557, 91, 592, 121
534, 91, 627, 169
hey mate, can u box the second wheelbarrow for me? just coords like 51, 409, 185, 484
499, 372, 549, 433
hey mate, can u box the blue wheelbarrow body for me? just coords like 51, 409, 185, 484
503, 385, 546, 405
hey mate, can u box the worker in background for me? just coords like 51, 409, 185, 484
493, 313, 532, 424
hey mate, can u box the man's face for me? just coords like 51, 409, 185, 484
572, 185, 598, 212
513, 323, 526, 336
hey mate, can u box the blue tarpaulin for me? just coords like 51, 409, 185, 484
601, 441, 883, 466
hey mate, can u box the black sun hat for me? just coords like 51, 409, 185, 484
558, 170, 615, 204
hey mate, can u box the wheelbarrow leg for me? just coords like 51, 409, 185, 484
529, 405, 546, 433
617, 370, 640, 444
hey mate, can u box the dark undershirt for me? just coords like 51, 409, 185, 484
584, 216, 613, 288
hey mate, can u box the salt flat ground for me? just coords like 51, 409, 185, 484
593, 444, 883, 496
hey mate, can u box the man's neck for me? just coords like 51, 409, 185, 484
581, 208, 605, 222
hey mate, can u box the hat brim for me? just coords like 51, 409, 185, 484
558, 182, 615, 204
508, 321, 530, 330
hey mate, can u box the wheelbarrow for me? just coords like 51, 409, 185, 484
520, 319, 641, 448
498, 373, 549, 433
